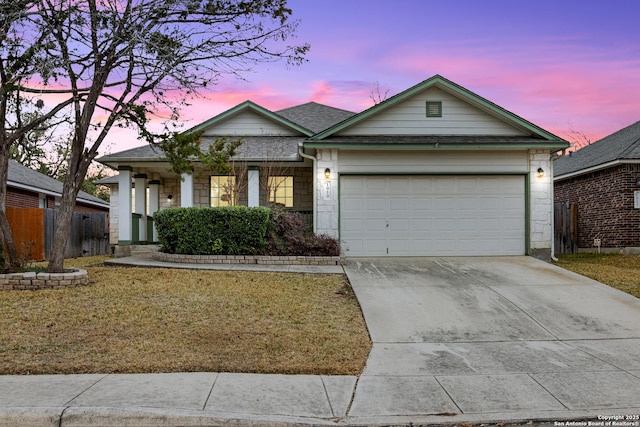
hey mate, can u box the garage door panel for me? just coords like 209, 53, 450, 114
366, 218, 387, 231
389, 219, 409, 231
341, 177, 365, 194
342, 218, 363, 233
367, 198, 386, 211
412, 218, 432, 231
340, 175, 525, 257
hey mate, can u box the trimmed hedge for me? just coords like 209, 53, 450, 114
154, 207, 271, 255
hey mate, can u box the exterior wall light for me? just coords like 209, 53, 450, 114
537, 168, 544, 178
167, 194, 173, 200
324, 168, 331, 180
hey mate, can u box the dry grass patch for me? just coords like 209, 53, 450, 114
554, 253, 640, 298
0, 256, 371, 375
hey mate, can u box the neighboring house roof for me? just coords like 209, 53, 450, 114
307, 74, 568, 150
8, 160, 109, 208
554, 120, 640, 179
275, 102, 356, 134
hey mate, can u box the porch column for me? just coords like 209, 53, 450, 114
181, 173, 194, 207
148, 180, 160, 242
134, 174, 148, 243
117, 166, 132, 245
248, 167, 259, 207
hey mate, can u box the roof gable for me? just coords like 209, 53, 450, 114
186, 100, 314, 137
311, 75, 564, 142
554, 120, 640, 178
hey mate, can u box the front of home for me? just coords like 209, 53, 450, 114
98, 75, 568, 259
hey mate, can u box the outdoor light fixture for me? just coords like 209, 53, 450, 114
167, 194, 173, 200
324, 168, 331, 180
636, 178, 640, 187
537, 168, 544, 178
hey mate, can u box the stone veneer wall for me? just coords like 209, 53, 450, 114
0, 269, 89, 291
529, 149, 553, 260
554, 164, 640, 248
315, 149, 339, 238
153, 252, 342, 265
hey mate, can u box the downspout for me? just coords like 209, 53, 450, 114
550, 153, 559, 262
298, 142, 317, 234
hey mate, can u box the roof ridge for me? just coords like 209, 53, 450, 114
618, 134, 640, 158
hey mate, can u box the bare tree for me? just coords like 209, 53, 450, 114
0, 0, 309, 272
563, 124, 592, 151
369, 80, 390, 105
259, 143, 293, 207
222, 159, 249, 206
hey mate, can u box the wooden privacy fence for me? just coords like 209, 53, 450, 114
554, 202, 578, 254
6, 207, 45, 260
6, 207, 109, 261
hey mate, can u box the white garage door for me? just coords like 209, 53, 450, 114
340, 175, 525, 256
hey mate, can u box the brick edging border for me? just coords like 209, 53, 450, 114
0, 269, 89, 291
152, 252, 343, 266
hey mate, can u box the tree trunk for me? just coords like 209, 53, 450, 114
46, 161, 88, 272
0, 146, 20, 272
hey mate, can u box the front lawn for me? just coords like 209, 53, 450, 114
554, 253, 640, 298
0, 256, 371, 375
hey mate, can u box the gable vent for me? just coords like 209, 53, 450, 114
426, 101, 442, 118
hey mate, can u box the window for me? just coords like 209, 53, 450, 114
267, 176, 293, 207
211, 176, 236, 207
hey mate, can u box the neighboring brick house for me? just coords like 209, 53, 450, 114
554, 120, 640, 252
7, 160, 110, 213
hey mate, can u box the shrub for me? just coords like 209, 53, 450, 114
266, 206, 340, 256
154, 206, 271, 255
154, 205, 340, 257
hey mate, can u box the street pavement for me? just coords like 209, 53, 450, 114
1, 256, 639, 426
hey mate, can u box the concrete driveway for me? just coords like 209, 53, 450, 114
344, 256, 640, 418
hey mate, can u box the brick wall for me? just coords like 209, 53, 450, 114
554, 164, 640, 248
7, 188, 41, 208
8, 187, 108, 213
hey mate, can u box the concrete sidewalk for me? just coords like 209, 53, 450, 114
1, 369, 635, 426
1, 256, 639, 426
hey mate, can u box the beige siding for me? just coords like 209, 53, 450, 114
202, 110, 298, 136
338, 150, 529, 174
339, 87, 528, 136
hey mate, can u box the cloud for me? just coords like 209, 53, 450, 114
376, 41, 640, 143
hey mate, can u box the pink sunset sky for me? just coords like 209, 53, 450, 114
104, 0, 640, 154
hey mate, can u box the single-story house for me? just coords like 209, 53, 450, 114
6, 160, 110, 260
554, 120, 640, 252
98, 74, 568, 259
8, 159, 109, 213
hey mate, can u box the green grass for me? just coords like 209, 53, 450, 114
0, 256, 371, 375
554, 253, 640, 298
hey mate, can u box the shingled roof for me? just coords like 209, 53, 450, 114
98, 101, 357, 167
8, 160, 109, 207
275, 102, 356, 134
554, 120, 640, 179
